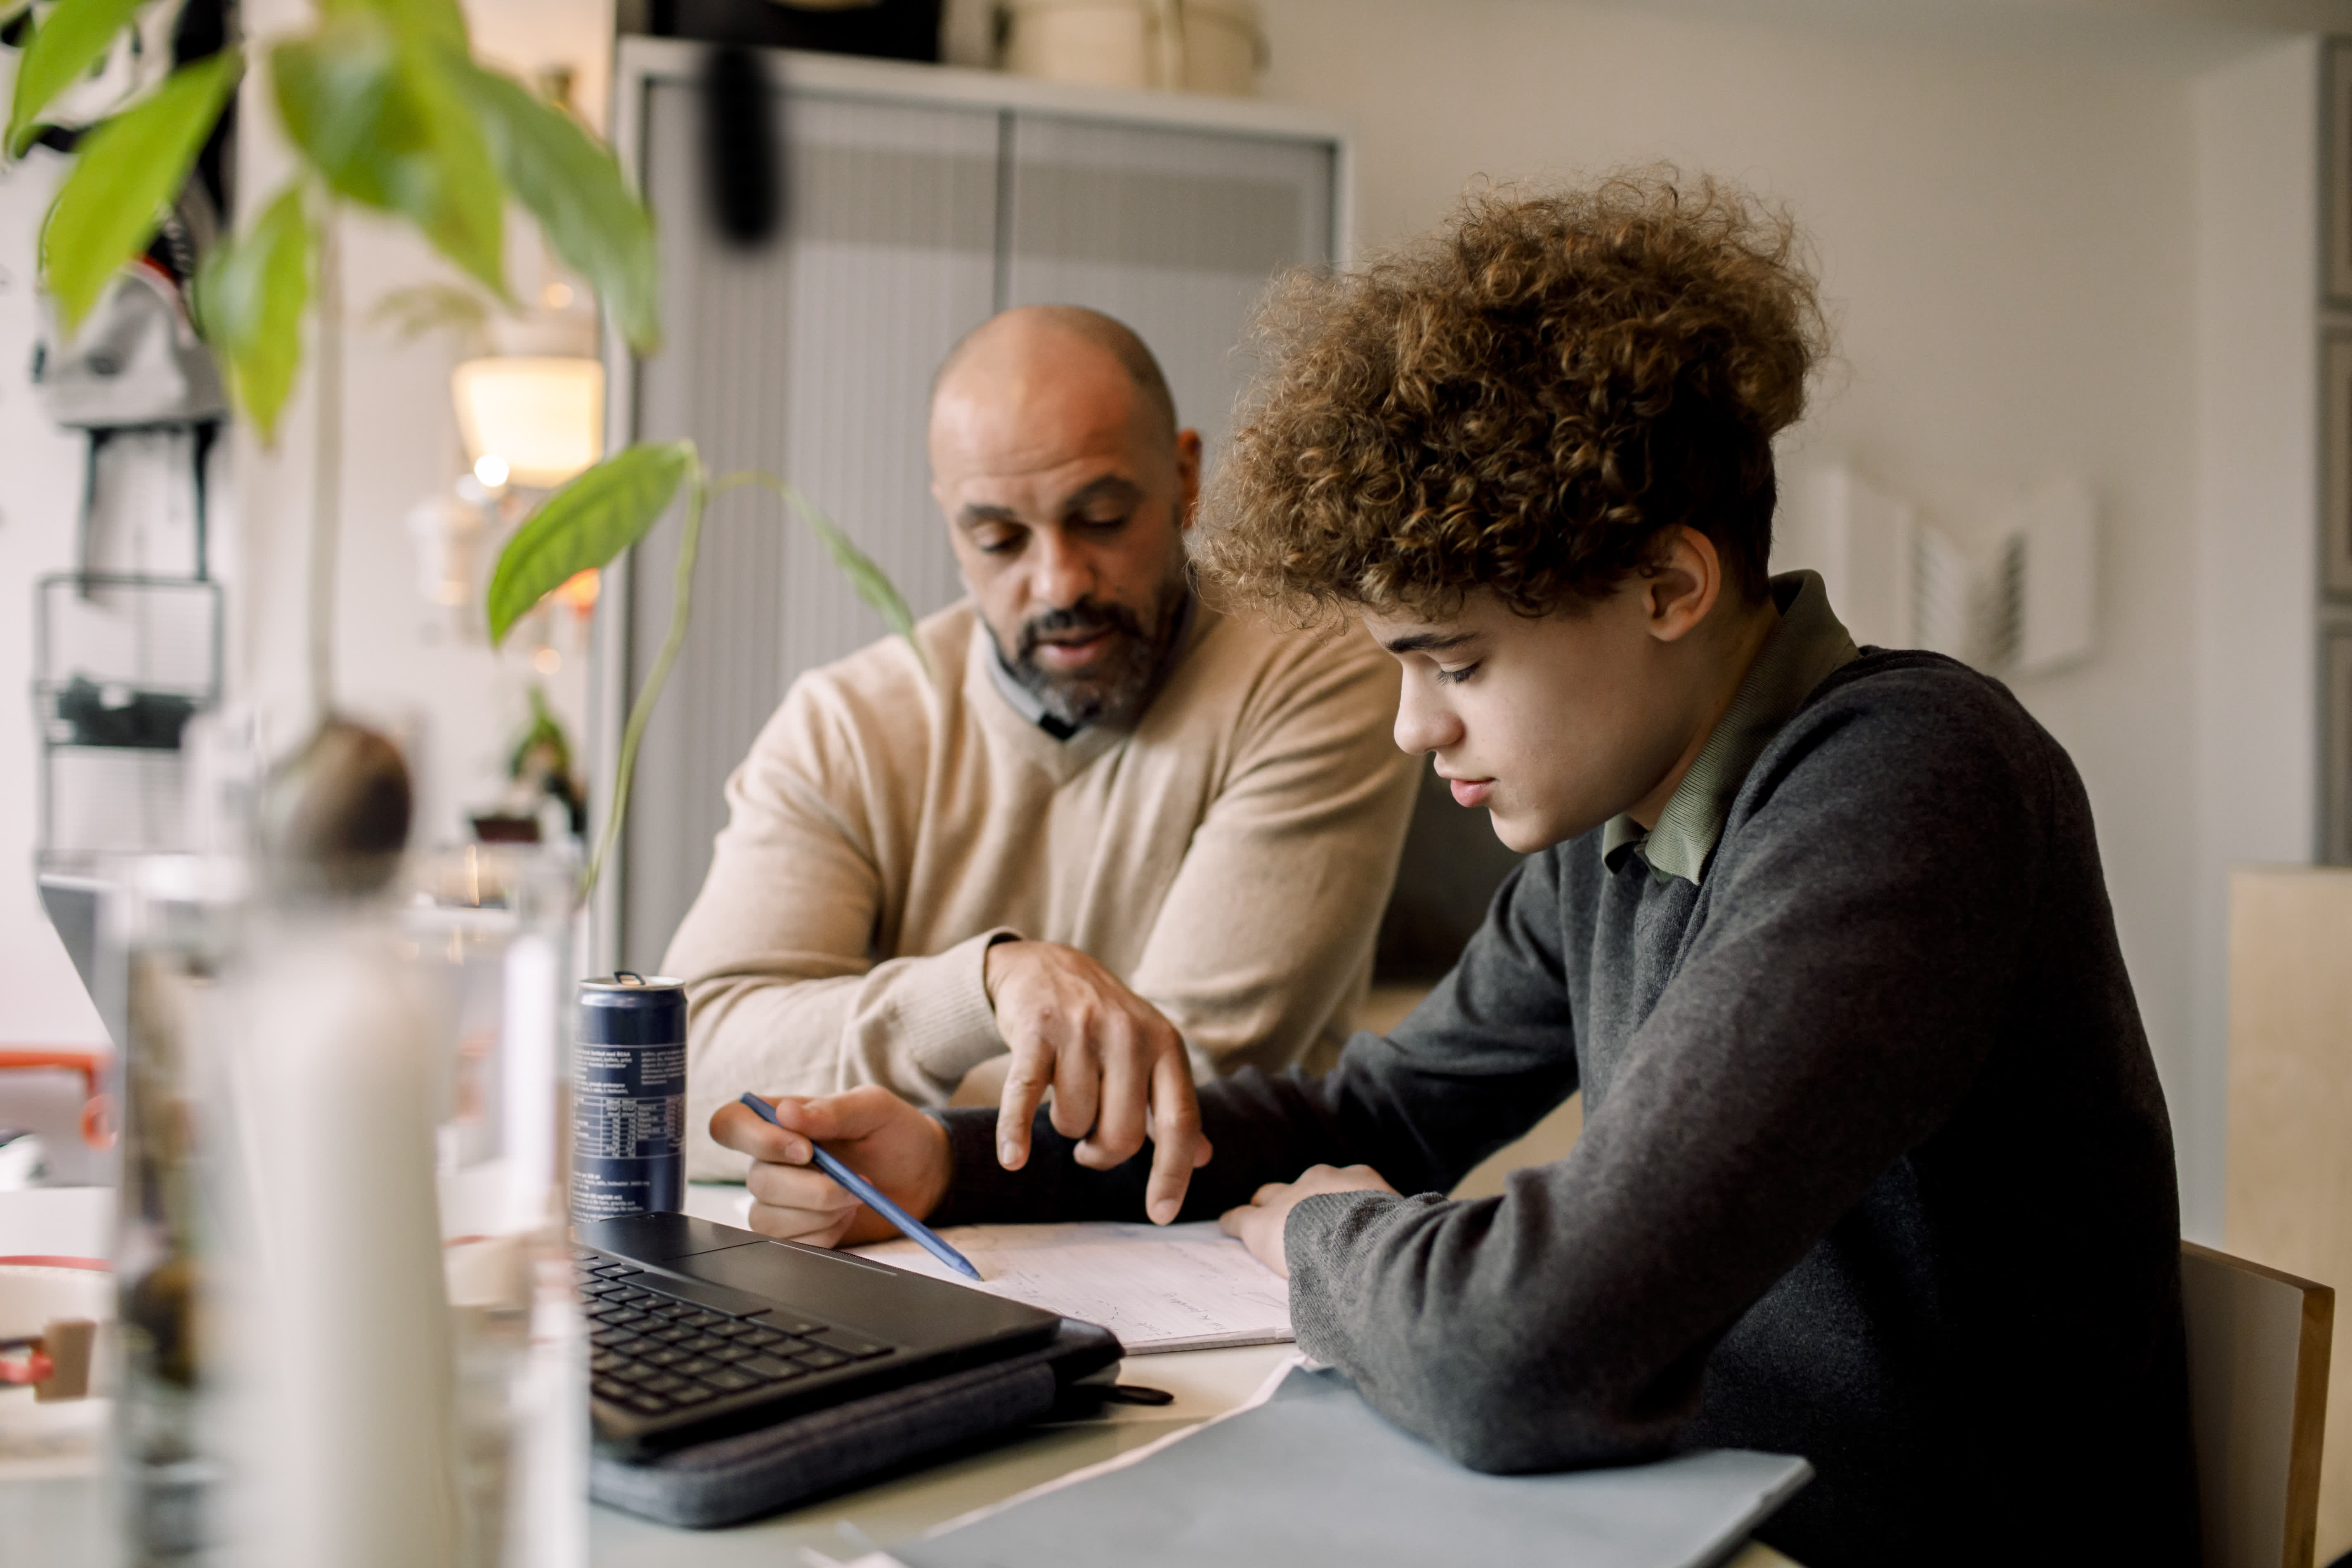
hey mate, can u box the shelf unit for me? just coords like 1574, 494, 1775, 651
589, 40, 1350, 971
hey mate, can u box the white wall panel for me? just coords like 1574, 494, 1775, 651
1005, 116, 1335, 457
623, 81, 999, 968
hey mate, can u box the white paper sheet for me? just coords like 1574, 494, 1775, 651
852, 1221, 1292, 1353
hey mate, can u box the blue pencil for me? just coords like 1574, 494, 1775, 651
736, 1092, 983, 1281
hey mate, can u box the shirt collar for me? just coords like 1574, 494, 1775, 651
983, 594, 1197, 741
985, 632, 1073, 738
1602, 570, 1860, 887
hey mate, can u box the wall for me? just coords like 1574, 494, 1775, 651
0, 142, 107, 1046
1253, 0, 2229, 1227
2192, 40, 2323, 1247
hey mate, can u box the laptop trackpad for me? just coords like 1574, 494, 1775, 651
692, 1232, 1046, 1346
580, 1212, 1052, 1349
583, 1211, 769, 1262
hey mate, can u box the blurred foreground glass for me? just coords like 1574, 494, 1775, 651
203, 843, 583, 1568
107, 852, 243, 1566
409, 844, 586, 1568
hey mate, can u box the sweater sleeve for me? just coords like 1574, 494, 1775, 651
1280, 682, 2050, 1474
664, 664, 1013, 1182
929, 849, 1584, 1223
1124, 626, 1420, 1078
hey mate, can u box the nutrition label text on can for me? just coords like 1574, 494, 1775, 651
572, 973, 689, 1223
572, 1043, 686, 1157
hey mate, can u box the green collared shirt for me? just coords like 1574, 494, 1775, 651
1601, 570, 1861, 887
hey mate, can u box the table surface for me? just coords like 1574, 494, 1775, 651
588, 1340, 1797, 1568
0, 1185, 1799, 1566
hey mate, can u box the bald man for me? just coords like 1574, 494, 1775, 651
666, 307, 1419, 1216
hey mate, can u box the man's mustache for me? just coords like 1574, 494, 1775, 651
1016, 600, 1148, 662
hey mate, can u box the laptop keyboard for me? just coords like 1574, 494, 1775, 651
576, 1249, 897, 1419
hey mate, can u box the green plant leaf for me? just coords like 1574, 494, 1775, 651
272, 17, 503, 295
711, 468, 930, 677
7, 0, 145, 157
367, 278, 493, 355
321, 0, 467, 53
454, 61, 659, 355
486, 440, 694, 646
787, 485, 923, 652
40, 48, 241, 333
192, 183, 313, 438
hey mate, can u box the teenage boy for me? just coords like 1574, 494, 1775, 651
708, 175, 2195, 1567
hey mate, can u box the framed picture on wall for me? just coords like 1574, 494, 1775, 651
2325, 334, 2352, 597
2327, 632, 2352, 865
2328, 41, 2352, 306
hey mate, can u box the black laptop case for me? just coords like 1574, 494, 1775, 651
590, 1318, 1122, 1528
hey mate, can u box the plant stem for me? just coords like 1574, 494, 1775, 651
307, 209, 343, 722
582, 464, 706, 900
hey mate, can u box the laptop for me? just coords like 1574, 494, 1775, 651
576, 1211, 1063, 1454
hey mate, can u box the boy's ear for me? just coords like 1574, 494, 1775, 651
1641, 526, 1725, 645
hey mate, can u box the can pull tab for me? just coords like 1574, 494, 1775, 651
613, 971, 645, 986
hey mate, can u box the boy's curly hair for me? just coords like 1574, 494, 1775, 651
1195, 169, 1827, 621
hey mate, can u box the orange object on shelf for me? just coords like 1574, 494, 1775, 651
0, 1344, 54, 1387
0, 1046, 115, 1150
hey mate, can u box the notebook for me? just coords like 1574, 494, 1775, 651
689, 1186, 1291, 1355
869, 1359, 1813, 1568
853, 1220, 1292, 1353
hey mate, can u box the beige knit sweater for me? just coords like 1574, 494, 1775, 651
665, 598, 1419, 1180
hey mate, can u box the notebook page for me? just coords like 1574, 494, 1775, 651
852, 1221, 1292, 1353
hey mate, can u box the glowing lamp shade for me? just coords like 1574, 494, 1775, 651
451, 357, 605, 489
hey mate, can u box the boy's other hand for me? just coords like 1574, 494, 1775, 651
709, 1086, 951, 1248
1219, 1164, 1398, 1278
984, 939, 1211, 1225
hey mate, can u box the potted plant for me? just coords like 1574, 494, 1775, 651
8, 0, 919, 890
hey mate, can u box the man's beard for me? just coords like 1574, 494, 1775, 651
1006, 576, 1190, 731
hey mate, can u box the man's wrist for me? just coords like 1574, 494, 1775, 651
980, 931, 1024, 1007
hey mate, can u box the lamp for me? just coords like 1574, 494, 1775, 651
450, 356, 604, 489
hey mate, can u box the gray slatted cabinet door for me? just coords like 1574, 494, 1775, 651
1003, 115, 1336, 458
624, 82, 999, 970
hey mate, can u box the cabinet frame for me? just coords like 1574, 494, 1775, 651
589, 39, 1351, 970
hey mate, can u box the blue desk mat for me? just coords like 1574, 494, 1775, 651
895, 1363, 1810, 1568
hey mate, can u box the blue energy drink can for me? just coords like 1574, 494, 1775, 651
572, 973, 687, 1222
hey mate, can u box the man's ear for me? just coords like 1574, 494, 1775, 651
1643, 525, 1724, 645
1174, 429, 1204, 530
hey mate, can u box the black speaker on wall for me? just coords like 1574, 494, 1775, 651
630, 0, 944, 249
642, 0, 943, 63
702, 43, 781, 246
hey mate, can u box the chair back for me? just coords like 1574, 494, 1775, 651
2181, 1241, 2333, 1568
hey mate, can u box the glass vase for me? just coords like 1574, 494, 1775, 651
406, 843, 585, 1568
106, 852, 245, 1568
208, 842, 583, 1568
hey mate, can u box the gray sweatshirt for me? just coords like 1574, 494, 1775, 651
933, 623, 2196, 1567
